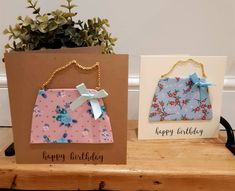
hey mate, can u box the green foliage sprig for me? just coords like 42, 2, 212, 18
3, 0, 117, 54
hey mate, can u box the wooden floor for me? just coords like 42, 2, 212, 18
0, 121, 235, 191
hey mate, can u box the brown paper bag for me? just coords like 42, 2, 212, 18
4, 52, 128, 164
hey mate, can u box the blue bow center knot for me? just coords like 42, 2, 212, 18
189, 73, 212, 101
70, 83, 108, 120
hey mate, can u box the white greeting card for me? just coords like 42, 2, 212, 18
138, 56, 227, 139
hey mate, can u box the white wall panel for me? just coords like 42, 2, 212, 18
0, 0, 235, 126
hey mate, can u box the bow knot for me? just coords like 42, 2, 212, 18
70, 83, 108, 120
189, 73, 212, 101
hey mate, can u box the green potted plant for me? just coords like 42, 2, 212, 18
3, 0, 117, 54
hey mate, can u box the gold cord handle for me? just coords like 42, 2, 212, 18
161, 58, 207, 78
41, 60, 101, 90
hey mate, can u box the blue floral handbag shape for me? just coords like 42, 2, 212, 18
149, 59, 213, 121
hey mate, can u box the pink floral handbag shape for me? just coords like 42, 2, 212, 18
149, 59, 213, 122
30, 60, 113, 144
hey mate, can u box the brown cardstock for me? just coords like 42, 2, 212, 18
31, 46, 103, 53
5, 46, 102, 55
4, 52, 128, 164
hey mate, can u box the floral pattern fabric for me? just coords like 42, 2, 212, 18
149, 75, 212, 121
31, 88, 113, 144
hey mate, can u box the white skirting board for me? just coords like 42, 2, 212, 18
1, 75, 235, 128
0, 88, 11, 126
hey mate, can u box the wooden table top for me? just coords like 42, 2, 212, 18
0, 121, 235, 191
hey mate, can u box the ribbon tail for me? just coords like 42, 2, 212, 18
70, 96, 88, 111
90, 99, 102, 120
95, 89, 108, 98
76, 83, 89, 95
199, 86, 208, 101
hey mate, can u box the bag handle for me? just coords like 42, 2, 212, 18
41, 60, 101, 90
161, 58, 207, 78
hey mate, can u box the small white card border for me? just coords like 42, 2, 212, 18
138, 55, 227, 140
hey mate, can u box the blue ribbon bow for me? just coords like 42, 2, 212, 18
70, 83, 108, 120
189, 73, 212, 101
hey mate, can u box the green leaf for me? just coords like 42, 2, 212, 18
33, 8, 40, 14
60, 5, 69, 9
104, 19, 110, 27
9, 25, 13, 33
17, 16, 22, 21
38, 22, 48, 33
3, 28, 9, 35
33, 0, 38, 7
8, 35, 13, 40
62, 12, 77, 18
4, 44, 11, 49
51, 9, 63, 17
12, 30, 21, 37
36, 15, 48, 22
87, 19, 93, 26
55, 16, 67, 25
21, 34, 30, 41
48, 21, 58, 31
68, 4, 77, 9
98, 18, 101, 24
14, 24, 21, 30
30, 23, 38, 31
23, 16, 33, 26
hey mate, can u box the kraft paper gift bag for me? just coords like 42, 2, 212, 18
5, 52, 128, 164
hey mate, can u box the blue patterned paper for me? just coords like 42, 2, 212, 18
149, 75, 212, 121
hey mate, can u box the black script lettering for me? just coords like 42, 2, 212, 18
70, 152, 103, 163
155, 127, 173, 136
177, 127, 203, 136
42, 151, 65, 162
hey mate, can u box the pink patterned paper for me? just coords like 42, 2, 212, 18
30, 88, 113, 144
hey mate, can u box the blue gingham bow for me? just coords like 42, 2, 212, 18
70, 83, 108, 120
189, 73, 212, 101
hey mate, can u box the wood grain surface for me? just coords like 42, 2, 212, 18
0, 121, 235, 191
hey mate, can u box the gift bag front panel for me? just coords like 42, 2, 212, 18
31, 89, 113, 144
149, 77, 212, 121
